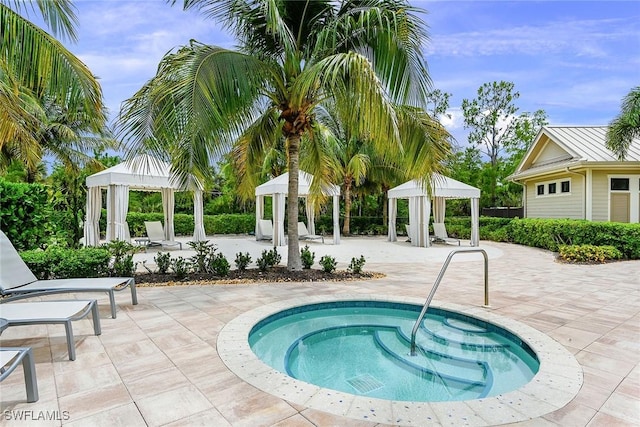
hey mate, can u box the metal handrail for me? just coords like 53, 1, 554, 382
410, 248, 489, 356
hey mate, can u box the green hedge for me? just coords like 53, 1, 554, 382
20, 247, 111, 279
104, 212, 256, 237
437, 217, 640, 260
508, 218, 640, 259
0, 180, 52, 250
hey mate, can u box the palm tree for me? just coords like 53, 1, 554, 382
117, 0, 432, 270
0, 1, 106, 172
607, 86, 640, 161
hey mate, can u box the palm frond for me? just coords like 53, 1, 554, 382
231, 107, 282, 199
313, 0, 431, 105
0, 5, 103, 118
396, 105, 452, 182
293, 51, 400, 155
5, 0, 78, 40
607, 86, 640, 161
117, 43, 276, 187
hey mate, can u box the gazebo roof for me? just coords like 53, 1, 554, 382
86, 155, 183, 190
388, 174, 480, 199
255, 171, 340, 196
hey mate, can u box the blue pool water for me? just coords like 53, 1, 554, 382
249, 301, 539, 402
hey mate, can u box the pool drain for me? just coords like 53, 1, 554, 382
347, 374, 384, 394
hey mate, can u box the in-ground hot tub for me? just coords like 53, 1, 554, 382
218, 295, 582, 426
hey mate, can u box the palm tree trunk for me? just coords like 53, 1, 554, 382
286, 134, 302, 271
342, 181, 352, 235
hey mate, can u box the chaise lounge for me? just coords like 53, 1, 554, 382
0, 231, 137, 318
298, 222, 324, 243
0, 300, 101, 360
432, 222, 461, 246
144, 221, 182, 250
0, 347, 38, 402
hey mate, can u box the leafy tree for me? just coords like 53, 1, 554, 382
425, 89, 452, 121
117, 0, 433, 270
461, 81, 546, 206
607, 86, 640, 160
0, 0, 106, 173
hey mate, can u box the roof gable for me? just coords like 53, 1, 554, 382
512, 126, 640, 179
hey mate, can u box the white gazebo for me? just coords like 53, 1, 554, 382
255, 171, 341, 246
83, 155, 205, 247
387, 174, 481, 247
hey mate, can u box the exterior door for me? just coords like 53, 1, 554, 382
610, 193, 630, 223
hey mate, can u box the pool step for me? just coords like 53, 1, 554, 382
420, 317, 507, 347
374, 329, 489, 394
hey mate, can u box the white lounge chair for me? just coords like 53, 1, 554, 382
0, 300, 101, 360
144, 221, 182, 250
257, 219, 273, 241
0, 347, 38, 402
298, 222, 323, 243
0, 230, 137, 319
432, 222, 460, 246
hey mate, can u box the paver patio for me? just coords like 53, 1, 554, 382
1, 238, 638, 426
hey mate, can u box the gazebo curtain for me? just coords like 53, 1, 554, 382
433, 197, 446, 223
273, 193, 286, 246
332, 195, 340, 244
305, 198, 316, 235
161, 188, 175, 241
408, 196, 431, 247
193, 189, 206, 242
84, 186, 101, 246
255, 196, 265, 240
471, 198, 480, 246
387, 198, 397, 242
106, 184, 129, 242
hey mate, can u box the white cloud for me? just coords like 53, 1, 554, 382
426, 16, 637, 59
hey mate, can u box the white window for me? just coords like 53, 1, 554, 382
535, 178, 571, 198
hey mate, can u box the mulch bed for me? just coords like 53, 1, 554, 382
134, 266, 385, 287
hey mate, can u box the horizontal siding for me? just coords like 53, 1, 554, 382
591, 171, 609, 221
525, 174, 584, 219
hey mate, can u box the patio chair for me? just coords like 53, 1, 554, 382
0, 230, 137, 319
144, 221, 182, 250
298, 222, 324, 243
0, 347, 38, 402
432, 222, 460, 246
258, 219, 273, 241
405, 224, 411, 242
0, 300, 101, 360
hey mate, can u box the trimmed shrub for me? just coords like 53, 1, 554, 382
319, 255, 337, 273
20, 247, 111, 279
123, 212, 255, 237
208, 253, 230, 276
347, 255, 366, 274
300, 245, 315, 269
509, 218, 640, 259
256, 248, 281, 271
154, 252, 171, 274
558, 244, 623, 263
234, 252, 252, 270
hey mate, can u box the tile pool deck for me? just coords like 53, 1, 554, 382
1, 239, 638, 426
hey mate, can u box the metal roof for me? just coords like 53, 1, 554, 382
544, 125, 640, 162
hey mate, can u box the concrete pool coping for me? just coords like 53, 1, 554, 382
218, 294, 583, 426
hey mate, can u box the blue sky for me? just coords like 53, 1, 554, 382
36, 1, 640, 148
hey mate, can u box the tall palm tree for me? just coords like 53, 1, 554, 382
117, 0, 432, 270
607, 86, 640, 161
0, 1, 106, 172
